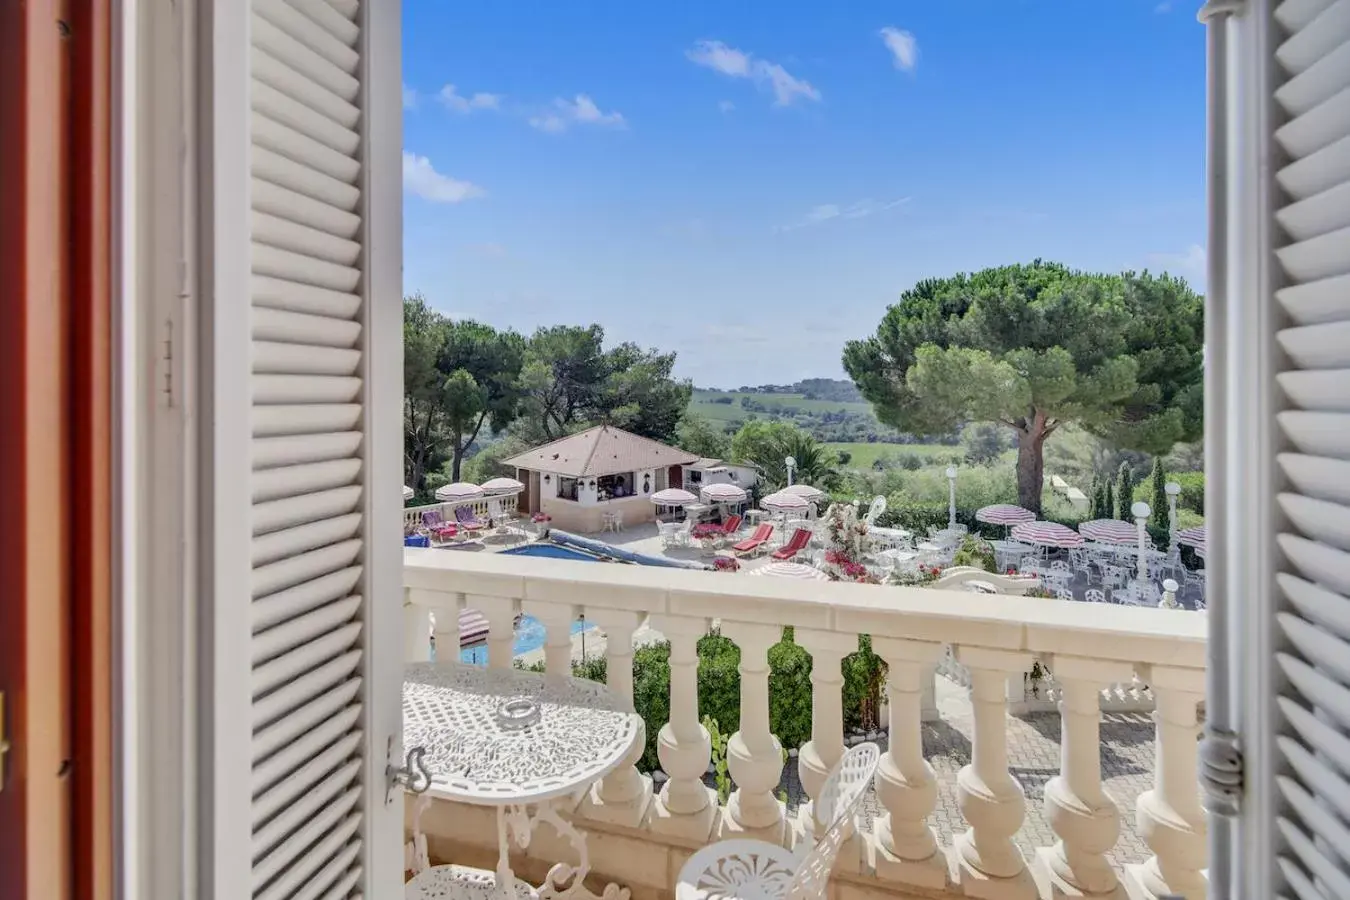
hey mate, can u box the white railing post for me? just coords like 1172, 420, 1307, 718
576, 610, 654, 828
521, 599, 577, 678
403, 588, 433, 662
794, 630, 854, 836
428, 592, 463, 666
871, 637, 949, 891
921, 661, 939, 721
952, 647, 1036, 899
1034, 655, 1133, 896
1127, 666, 1208, 900
719, 622, 786, 844
646, 615, 717, 842
469, 594, 517, 670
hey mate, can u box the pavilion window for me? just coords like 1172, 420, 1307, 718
597, 472, 636, 500
558, 477, 580, 501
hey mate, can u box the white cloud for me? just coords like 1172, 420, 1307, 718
403, 83, 418, 110
1148, 244, 1206, 284
776, 197, 910, 231
438, 84, 502, 114
718, 100, 736, 113
879, 27, 918, 72
402, 151, 484, 203
686, 40, 821, 106
529, 94, 625, 133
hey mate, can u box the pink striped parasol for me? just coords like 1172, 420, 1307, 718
975, 504, 1035, 526
1078, 518, 1139, 544
1010, 521, 1085, 548
1177, 525, 1207, 550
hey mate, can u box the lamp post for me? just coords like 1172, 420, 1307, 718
1160, 578, 1180, 609
785, 455, 797, 487
945, 466, 958, 531
1165, 481, 1181, 553
1132, 501, 1151, 586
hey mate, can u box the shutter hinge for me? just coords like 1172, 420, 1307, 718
161, 316, 175, 407
1199, 727, 1243, 817
386, 736, 431, 804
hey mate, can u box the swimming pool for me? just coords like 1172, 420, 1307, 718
458, 543, 599, 663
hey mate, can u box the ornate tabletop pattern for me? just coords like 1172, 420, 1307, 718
404, 662, 642, 804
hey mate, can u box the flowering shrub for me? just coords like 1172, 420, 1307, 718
531, 513, 552, 523
891, 564, 944, 586
819, 504, 879, 583
712, 556, 741, 573
1024, 586, 1055, 598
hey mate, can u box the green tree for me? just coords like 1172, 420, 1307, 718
402, 295, 526, 488
404, 294, 449, 492
1089, 475, 1103, 519
1116, 461, 1135, 521
1104, 479, 1115, 522
1149, 457, 1169, 526
676, 414, 732, 460
517, 325, 692, 445
731, 421, 837, 490
961, 422, 1009, 466
842, 261, 1203, 512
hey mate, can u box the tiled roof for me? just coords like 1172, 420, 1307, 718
692, 457, 724, 469
502, 425, 700, 478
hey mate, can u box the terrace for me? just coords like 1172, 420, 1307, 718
400, 532, 1209, 900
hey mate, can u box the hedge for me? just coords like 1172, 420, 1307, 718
526, 629, 886, 772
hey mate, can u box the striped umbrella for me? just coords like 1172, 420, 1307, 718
975, 504, 1035, 526
781, 484, 826, 503
1177, 525, 1207, 550
1078, 518, 1139, 545
761, 491, 810, 514
700, 483, 747, 504
750, 561, 829, 581
651, 488, 698, 507
480, 477, 525, 495
435, 482, 485, 503
1010, 521, 1085, 548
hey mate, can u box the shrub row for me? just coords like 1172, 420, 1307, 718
526, 629, 886, 772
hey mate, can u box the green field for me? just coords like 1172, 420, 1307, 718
689, 389, 874, 423
824, 441, 961, 469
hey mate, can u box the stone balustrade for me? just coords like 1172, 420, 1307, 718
403, 547, 1209, 900
402, 496, 520, 533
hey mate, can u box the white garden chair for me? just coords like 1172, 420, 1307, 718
1055, 588, 1075, 602
675, 742, 881, 900
1085, 588, 1107, 604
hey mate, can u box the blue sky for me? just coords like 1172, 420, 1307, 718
402, 2, 1207, 388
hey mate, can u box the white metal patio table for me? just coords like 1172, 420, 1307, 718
403, 662, 643, 900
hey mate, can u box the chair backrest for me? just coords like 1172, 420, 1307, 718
788, 742, 881, 900
1085, 588, 1107, 603
454, 505, 475, 523
789, 528, 812, 550
864, 496, 886, 525
751, 523, 773, 542
421, 510, 444, 527
723, 515, 743, 533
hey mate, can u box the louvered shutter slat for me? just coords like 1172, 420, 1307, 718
201, 2, 392, 896
1265, 2, 1350, 896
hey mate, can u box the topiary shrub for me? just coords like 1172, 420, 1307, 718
952, 535, 997, 572
535, 627, 888, 772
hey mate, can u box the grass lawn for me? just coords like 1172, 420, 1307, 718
689, 390, 875, 422
824, 441, 961, 469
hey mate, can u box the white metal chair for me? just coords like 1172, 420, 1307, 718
1055, 588, 1075, 602
675, 742, 881, 900
1085, 588, 1107, 603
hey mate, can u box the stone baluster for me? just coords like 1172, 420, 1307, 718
872, 638, 948, 891
404, 588, 434, 662
646, 615, 717, 842
428, 591, 464, 665
920, 661, 940, 722
719, 622, 786, 843
1127, 666, 1207, 900
469, 594, 517, 670
1034, 656, 1133, 897
521, 600, 577, 678
577, 610, 654, 827
795, 630, 854, 838
952, 648, 1036, 899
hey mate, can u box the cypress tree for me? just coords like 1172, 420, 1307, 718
1117, 461, 1134, 521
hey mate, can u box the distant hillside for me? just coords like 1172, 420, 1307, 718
702, 378, 865, 404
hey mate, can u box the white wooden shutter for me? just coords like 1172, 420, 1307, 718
1217, 0, 1350, 896
203, 1, 404, 898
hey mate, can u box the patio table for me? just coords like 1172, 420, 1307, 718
403, 662, 642, 900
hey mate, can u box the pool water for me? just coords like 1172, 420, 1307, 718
458, 542, 598, 663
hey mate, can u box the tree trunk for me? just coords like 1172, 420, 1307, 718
450, 447, 464, 483
1015, 426, 1047, 514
